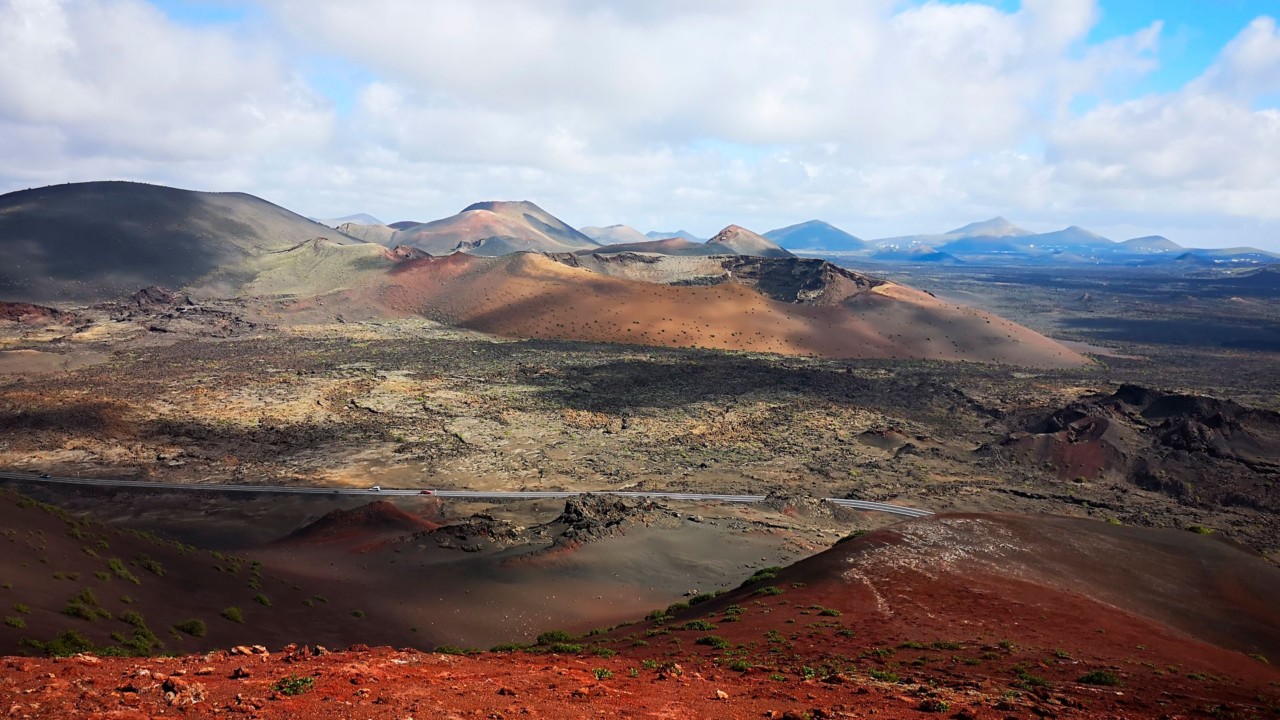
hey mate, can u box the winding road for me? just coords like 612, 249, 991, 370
0, 471, 933, 519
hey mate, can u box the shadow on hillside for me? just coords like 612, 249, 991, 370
511, 350, 1007, 418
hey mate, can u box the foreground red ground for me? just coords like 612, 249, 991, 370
3, 513, 1277, 718
2, 640, 1275, 719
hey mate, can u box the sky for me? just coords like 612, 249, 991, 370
1, 1, 1279, 248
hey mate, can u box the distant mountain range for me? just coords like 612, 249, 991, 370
741, 215, 1278, 267
313, 204, 1278, 267
576, 224, 793, 258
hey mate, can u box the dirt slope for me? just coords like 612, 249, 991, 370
0, 181, 365, 303
706, 225, 794, 258
3, 513, 1277, 718
600, 512, 1280, 716
0, 490, 408, 657
274, 501, 439, 546
351, 252, 1087, 367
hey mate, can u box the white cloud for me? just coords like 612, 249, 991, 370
1047, 16, 1280, 222
1195, 16, 1280, 98
0, 0, 1278, 248
0, 0, 331, 176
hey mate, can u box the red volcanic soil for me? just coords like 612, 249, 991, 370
0, 646, 1029, 719
357, 253, 1087, 368
0, 490, 410, 656
598, 513, 1280, 717
274, 500, 439, 547
3, 513, 1278, 718
0, 302, 77, 324
1000, 384, 1280, 512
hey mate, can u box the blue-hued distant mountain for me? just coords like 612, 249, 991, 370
313, 213, 384, 229
861, 217, 1275, 266
764, 220, 865, 252
873, 217, 1034, 252
944, 216, 1032, 238
645, 230, 705, 242
572, 212, 1276, 268
1119, 235, 1182, 253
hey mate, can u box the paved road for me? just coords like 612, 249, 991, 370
0, 471, 933, 519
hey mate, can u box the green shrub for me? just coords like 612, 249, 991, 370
433, 645, 479, 655
695, 635, 729, 649
665, 601, 690, 614
12, 603, 29, 614
591, 646, 616, 658
677, 620, 718, 631
174, 619, 206, 637
273, 674, 315, 696
536, 630, 574, 645
834, 529, 870, 544
728, 659, 751, 672
254, 594, 271, 607
4, 616, 25, 629
221, 606, 243, 624
107, 558, 140, 585
24, 629, 93, 657
918, 699, 949, 713
136, 555, 165, 577
490, 643, 526, 652
753, 586, 784, 596
351, 610, 365, 618
1078, 670, 1123, 686
547, 642, 582, 654
62, 602, 98, 621
1013, 666, 1048, 689
740, 566, 780, 586
869, 669, 899, 683
818, 607, 842, 617
593, 668, 613, 680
